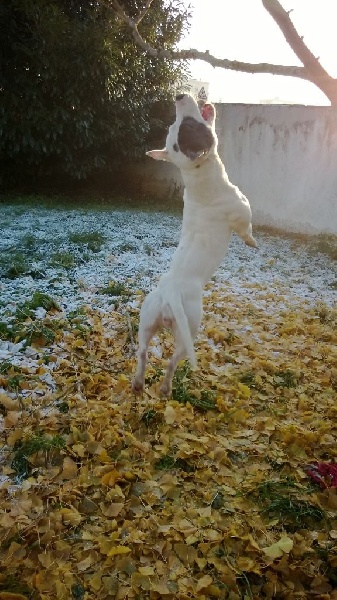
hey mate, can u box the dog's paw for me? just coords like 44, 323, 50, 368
131, 378, 144, 395
160, 382, 172, 397
245, 237, 258, 249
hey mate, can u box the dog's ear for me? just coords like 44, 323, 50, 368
146, 149, 171, 162
201, 103, 216, 127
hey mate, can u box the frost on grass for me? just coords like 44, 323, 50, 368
0, 204, 337, 599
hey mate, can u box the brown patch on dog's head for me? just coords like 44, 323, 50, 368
177, 116, 214, 161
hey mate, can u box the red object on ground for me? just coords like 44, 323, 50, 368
305, 462, 337, 488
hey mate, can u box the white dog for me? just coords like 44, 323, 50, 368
132, 93, 257, 396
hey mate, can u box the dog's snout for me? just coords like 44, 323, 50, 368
176, 94, 185, 101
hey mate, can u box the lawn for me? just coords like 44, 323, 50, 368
0, 198, 337, 599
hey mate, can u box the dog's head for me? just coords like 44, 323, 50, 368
147, 94, 217, 169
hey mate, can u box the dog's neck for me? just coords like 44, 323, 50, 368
180, 153, 226, 182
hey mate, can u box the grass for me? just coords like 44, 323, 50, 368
2, 252, 30, 279
69, 231, 106, 252
11, 434, 66, 480
0, 291, 61, 346
313, 234, 337, 261
118, 242, 138, 253
21, 232, 39, 250
264, 495, 324, 528
257, 226, 337, 262
0, 192, 183, 215
5, 320, 59, 348
251, 477, 325, 530
155, 454, 196, 473
172, 362, 217, 411
315, 303, 337, 325
0, 360, 15, 375
141, 409, 158, 426
50, 251, 78, 269
273, 369, 298, 388
239, 368, 298, 392
15, 291, 60, 321
240, 371, 263, 390
98, 281, 131, 297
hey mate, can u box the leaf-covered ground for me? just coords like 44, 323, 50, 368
0, 203, 337, 599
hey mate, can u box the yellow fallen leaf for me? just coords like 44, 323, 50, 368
72, 338, 86, 348
0, 394, 20, 411
0, 594, 28, 600
89, 572, 102, 591
4, 411, 21, 428
60, 456, 78, 480
72, 443, 86, 457
100, 502, 124, 517
151, 579, 171, 595
237, 382, 251, 398
236, 556, 260, 572
131, 573, 151, 591
138, 566, 155, 576
229, 408, 249, 423
205, 585, 223, 598
101, 469, 122, 486
59, 507, 82, 527
107, 545, 131, 556
38, 551, 54, 569
196, 557, 207, 570
164, 404, 176, 424
76, 553, 98, 571
98, 449, 112, 463
196, 574, 213, 592
262, 535, 293, 559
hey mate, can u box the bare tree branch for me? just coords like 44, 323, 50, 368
103, 0, 337, 105
106, 1, 309, 79
262, 0, 337, 104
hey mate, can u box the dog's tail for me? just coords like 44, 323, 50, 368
162, 293, 197, 369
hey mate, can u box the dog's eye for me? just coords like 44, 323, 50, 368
173, 143, 179, 152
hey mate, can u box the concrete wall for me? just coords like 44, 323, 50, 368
138, 104, 337, 235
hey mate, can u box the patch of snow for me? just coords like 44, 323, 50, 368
0, 205, 335, 324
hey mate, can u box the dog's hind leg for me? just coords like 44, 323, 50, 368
132, 291, 161, 394
160, 301, 202, 397
160, 345, 186, 397
235, 222, 258, 248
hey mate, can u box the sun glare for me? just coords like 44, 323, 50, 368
180, 0, 336, 104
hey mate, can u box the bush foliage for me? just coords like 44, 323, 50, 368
0, 0, 189, 187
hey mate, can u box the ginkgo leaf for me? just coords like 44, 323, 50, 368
0, 394, 20, 411
59, 507, 82, 527
107, 546, 131, 556
196, 574, 213, 592
262, 535, 293, 559
60, 456, 78, 479
0, 594, 28, 600
164, 404, 176, 424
